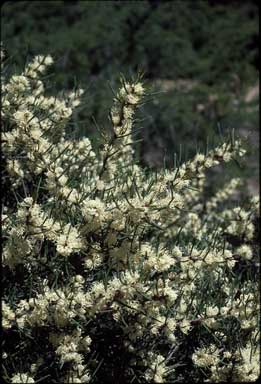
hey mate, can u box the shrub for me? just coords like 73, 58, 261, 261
2, 51, 260, 383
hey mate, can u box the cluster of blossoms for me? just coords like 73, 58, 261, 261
2, 51, 260, 383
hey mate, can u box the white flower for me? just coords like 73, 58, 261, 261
236, 245, 253, 260
11, 373, 35, 383
133, 82, 145, 95
206, 306, 219, 317
56, 225, 83, 257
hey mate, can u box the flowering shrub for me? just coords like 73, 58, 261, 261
2, 51, 260, 383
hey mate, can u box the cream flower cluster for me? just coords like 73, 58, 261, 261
99, 78, 145, 183
144, 353, 169, 383
192, 344, 220, 368
3, 301, 15, 329
206, 177, 242, 210
222, 206, 256, 240
207, 341, 260, 382
50, 329, 91, 383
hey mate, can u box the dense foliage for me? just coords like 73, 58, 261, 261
1, 0, 259, 166
2, 51, 260, 383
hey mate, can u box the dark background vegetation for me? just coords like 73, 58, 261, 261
1, 0, 259, 193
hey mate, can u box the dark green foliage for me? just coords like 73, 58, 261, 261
1, 1, 259, 173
